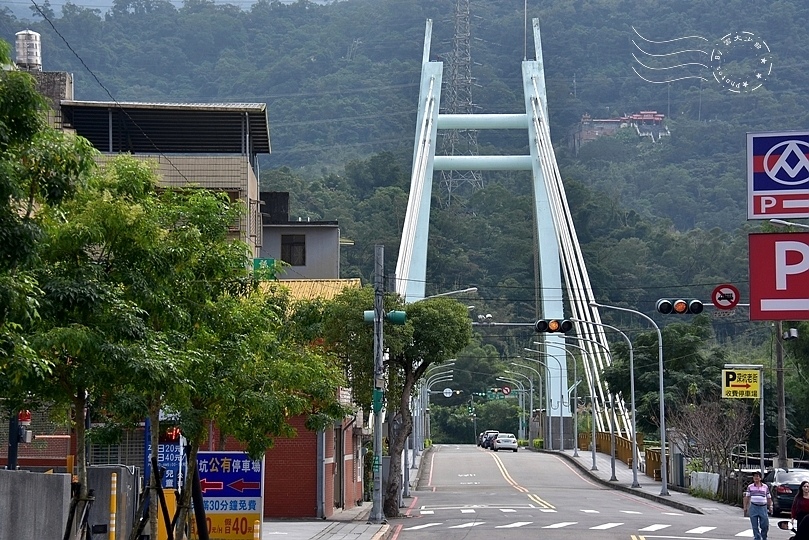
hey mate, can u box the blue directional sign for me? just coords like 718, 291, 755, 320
748, 131, 809, 219
191, 451, 264, 540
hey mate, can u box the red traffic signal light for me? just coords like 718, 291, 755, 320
656, 299, 703, 315
534, 319, 573, 333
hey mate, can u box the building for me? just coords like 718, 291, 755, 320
570, 111, 670, 153
260, 191, 341, 279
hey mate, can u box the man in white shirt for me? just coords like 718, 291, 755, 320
744, 471, 773, 540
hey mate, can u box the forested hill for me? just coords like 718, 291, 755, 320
2, 0, 808, 234
1, 0, 808, 330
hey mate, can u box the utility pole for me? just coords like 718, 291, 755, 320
370, 245, 386, 524
776, 321, 788, 469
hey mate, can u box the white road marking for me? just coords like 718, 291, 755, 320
405, 523, 442, 530
590, 522, 624, 530
685, 526, 717, 534
419, 510, 434, 515
639, 524, 671, 531
621, 510, 643, 514
539, 509, 557, 513
500, 509, 516, 513
581, 509, 600, 513
663, 512, 684, 516
735, 530, 755, 537
495, 522, 533, 528
448, 522, 485, 529
542, 522, 578, 528
460, 509, 476, 514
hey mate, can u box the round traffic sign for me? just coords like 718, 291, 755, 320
501, 386, 511, 395
442, 387, 453, 398
712, 284, 740, 310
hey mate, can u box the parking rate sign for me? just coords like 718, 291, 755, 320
748, 131, 809, 219
749, 232, 809, 320
190, 451, 263, 540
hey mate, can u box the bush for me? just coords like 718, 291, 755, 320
424, 439, 432, 448
532, 438, 543, 449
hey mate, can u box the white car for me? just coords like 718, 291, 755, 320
492, 433, 518, 452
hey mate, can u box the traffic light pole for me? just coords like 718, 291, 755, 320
370, 245, 386, 524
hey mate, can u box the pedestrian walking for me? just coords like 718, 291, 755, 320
744, 471, 773, 540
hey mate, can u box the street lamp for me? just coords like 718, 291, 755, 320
519, 356, 552, 449
511, 362, 542, 444
590, 300, 670, 496
497, 376, 526, 440
572, 321, 641, 488
524, 348, 565, 451
539, 341, 583, 457
505, 370, 533, 440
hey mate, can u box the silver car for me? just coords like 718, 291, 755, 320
493, 433, 518, 452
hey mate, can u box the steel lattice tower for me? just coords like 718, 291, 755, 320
438, 0, 482, 206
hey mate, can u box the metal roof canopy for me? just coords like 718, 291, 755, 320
60, 100, 271, 155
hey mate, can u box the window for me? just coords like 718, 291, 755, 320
281, 234, 306, 266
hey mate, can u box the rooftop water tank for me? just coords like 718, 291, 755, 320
15, 30, 42, 71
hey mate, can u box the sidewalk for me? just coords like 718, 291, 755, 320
560, 447, 741, 516
259, 450, 423, 540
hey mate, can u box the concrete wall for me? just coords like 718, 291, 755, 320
0, 469, 71, 540
87, 465, 139, 539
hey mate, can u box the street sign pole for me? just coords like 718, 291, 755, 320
725, 364, 765, 472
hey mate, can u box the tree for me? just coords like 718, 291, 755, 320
0, 38, 96, 449
667, 396, 754, 501
381, 297, 471, 515
320, 288, 471, 516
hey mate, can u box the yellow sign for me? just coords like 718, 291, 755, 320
190, 513, 261, 540
722, 369, 761, 399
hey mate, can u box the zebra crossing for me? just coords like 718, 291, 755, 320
399, 506, 756, 536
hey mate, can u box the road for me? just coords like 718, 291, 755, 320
387, 444, 756, 540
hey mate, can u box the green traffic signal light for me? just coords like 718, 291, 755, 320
534, 318, 573, 333
656, 298, 703, 315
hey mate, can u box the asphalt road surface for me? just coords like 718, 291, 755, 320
387, 444, 756, 540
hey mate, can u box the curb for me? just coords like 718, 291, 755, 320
372, 523, 393, 540
549, 449, 705, 515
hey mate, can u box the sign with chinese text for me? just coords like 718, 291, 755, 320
190, 451, 263, 540
722, 369, 761, 399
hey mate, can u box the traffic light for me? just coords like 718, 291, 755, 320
534, 319, 573, 333
656, 298, 704, 315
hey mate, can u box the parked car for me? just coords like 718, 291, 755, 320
482, 432, 499, 449
478, 430, 498, 447
763, 468, 809, 516
493, 433, 518, 452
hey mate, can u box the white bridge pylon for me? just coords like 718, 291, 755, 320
395, 18, 632, 441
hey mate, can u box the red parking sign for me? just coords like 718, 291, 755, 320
749, 232, 809, 320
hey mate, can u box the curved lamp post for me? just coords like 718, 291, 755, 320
497, 376, 526, 440
518, 356, 552, 449
510, 362, 542, 445
590, 301, 669, 496
571, 323, 641, 488
524, 348, 565, 451
539, 341, 583, 457
504, 371, 532, 440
